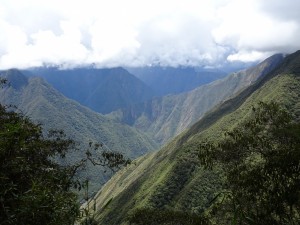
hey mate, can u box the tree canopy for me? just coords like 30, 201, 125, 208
0, 97, 130, 225
0, 103, 81, 224
198, 102, 300, 224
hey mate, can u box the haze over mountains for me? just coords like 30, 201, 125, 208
13, 54, 283, 149
24, 67, 155, 114
126, 61, 259, 97
24, 65, 236, 113
86, 50, 300, 225
126, 67, 227, 96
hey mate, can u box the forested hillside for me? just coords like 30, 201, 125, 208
88, 50, 300, 224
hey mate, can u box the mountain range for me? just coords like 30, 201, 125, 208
24, 67, 155, 114
85, 50, 300, 224
126, 66, 227, 96
1, 49, 297, 224
110, 53, 284, 145
0, 54, 284, 196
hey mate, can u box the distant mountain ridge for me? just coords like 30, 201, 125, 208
24, 67, 155, 114
127, 66, 227, 96
89, 50, 300, 225
110, 53, 285, 145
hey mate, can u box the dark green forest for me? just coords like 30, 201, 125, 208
0, 102, 80, 224
0, 79, 130, 224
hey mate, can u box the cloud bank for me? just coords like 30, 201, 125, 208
0, 0, 300, 69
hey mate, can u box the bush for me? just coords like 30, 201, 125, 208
0, 104, 81, 225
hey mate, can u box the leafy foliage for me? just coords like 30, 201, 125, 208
0, 102, 131, 225
85, 142, 131, 172
0, 104, 80, 225
127, 208, 209, 225
198, 102, 300, 224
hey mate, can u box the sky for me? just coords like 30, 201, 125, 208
0, 0, 299, 69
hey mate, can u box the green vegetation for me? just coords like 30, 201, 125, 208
90, 51, 300, 224
0, 83, 131, 225
1, 50, 298, 225
127, 208, 209, 225
0, 69, 157, 195
199, 102, 300, 224
0, 103, 80, 224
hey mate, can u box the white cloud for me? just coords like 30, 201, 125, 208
213, 0, 300, 62
0, 0, 299, 69
227, 51, 269, 62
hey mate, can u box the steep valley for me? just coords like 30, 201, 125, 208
110, 53, 284, 145
87, 50, 300, 224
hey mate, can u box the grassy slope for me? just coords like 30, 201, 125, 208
0, 71, 158, 194
110, 54, 284, 145
90, 51, 300, 224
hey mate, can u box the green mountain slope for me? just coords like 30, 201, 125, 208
110, 54, 284, 145
89, 50, 300, 224
0, 70, 158, 194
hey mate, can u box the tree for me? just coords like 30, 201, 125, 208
0, 101, 130, 225
0, 78, 7, 87
198, 102, 300, 224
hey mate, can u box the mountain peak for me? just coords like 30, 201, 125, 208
26, 67, 155, 114
279, 50, 300, 75
1, 69, 28, 90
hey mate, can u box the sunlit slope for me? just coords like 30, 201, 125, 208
110, 54, 284, 145
90, 50, 300, 225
